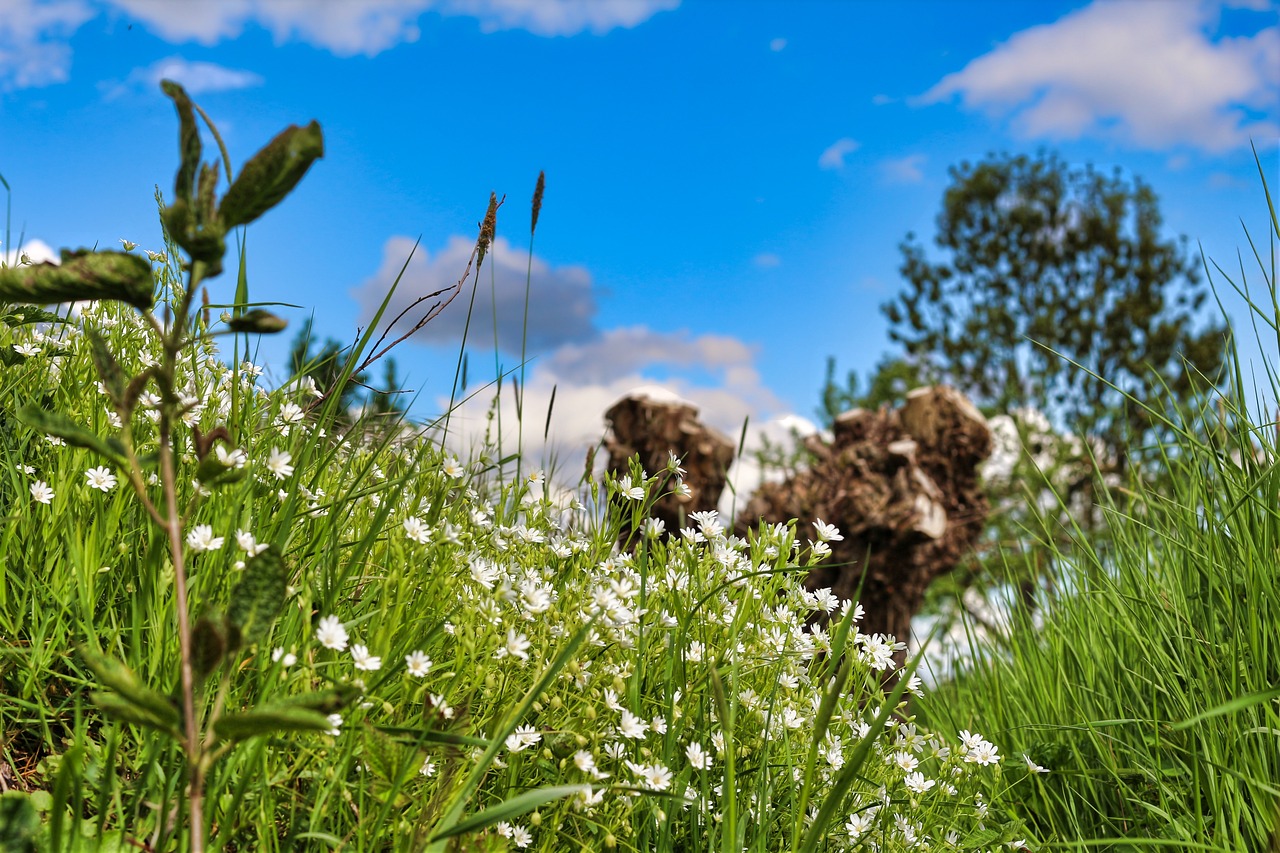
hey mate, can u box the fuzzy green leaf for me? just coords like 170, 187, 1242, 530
80, 648, 181, 736
225, 309, 287, 334
161, 79, 201, 203
89, 692, 182, 740
213, 705, 332, 742
218, 121, 324, 229
225, 545, 288, 650
274, 685, 361, 715
192, 616, 227, 682
0, 250, 153, 310
85, 328, 126, 409
0, 792, 41, 853
16, 404, 128, 468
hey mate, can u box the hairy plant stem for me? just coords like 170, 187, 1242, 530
155, 264, 206, 853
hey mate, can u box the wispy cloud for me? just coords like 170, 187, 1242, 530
769, 37, 786, 51
0, 0, 93, 90
752, 252, 781, 268
101, 56, 263, 100
917, 0, 1279, 152
880, 153, 926, 184
818, 137, 859, 171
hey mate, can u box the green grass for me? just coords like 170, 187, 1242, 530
919, 171, 1280, 851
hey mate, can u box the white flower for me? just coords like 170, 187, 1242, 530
277, 402, 304, 425
496, 628, 530, 661
509, 825, 532, 848
420, 757, 437, 777
813, 518, 843, 542
12, 342, 40, 358
903, 771, 935, 794
405, 650, 432, 677
685, 741, 711, 770
1023, 753, 1049, 774
617, 474, 645, 501
618, 709, 648, 739
846, 808, 877, 837
215, 445, 247, 469
965, 739, 1001, 766
271, 647, 297, 667
326, 713, 343, 736
30, 481, 55, 505
315, 615, 349, 651
441, 456, 465, 479
350, 644, 382, 671
403, 516, 431, 544
892, 751, 919, 773
626, 761, 672, 791
235, 529, 269, 556
186, 525, 224, 553
266, 448, 294, 480
505, 725, 541, 752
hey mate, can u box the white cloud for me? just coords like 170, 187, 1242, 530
918, 0, 1280, 153
1, 237, 58, 266
880, 153, 926, 184
871, 93, 894, 106
105, 0, 676, 56
102, 56, 263, 99
350, 234, 597, 354
752, 252, 781, 268
769, 37, 786, 51
0, 0, 93, 90
818, 137, 859, 171
443, 0, 679, 36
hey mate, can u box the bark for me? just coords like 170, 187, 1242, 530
603, 392, 735, 537
738, 387, 992, 654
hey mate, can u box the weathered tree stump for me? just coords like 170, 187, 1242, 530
738, 387, 992, 652
603, 390, 735, 536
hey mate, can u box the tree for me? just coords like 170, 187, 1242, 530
883, 151, 1226, 470
288, 318, 407, 427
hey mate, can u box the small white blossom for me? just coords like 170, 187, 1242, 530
30, 481, 54, 504
315, 615, 349, 651
350, 644, 382, 671
405, 650, 432, 677
185, 525, 224, 553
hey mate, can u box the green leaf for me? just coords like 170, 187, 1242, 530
79, 648, 181, 731
0, 792, 40, 853
16, 405, 128, 468
427, 785, 590, 845
274, 685, 361, 715
213, 705, 332, 742
225, 545, 288, 650
0, 250, 153, 310
1, 305, 68, 327
89, 692, 181, 740
218, 121, 324, 229
85, 328, 126, 409
191, 616, 227, 682
226, 309, 287, 335
161, 79, 201, 204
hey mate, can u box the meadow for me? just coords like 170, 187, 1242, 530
0, 82, 1276, 852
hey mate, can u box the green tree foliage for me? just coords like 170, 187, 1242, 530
881, 151, 1227, 466
287, 318, 407, 425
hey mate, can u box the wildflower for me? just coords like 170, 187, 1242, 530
186, 525, 225, 553
119, 238, 137, 251
235, 530, 269, 556
666, 451, 686, 476
640, 517, 666, 538
617, 475, 645, 501
1023, 754, 1049, 774
326, 713, 343, 736
277, 402, 304, 425
30, 481, 54, 505
505, 725, 541, 752
813, 518, 843, 542
626, 761, 672, 791
618, 709, 648, 739
809, 539, 831, 559
315, 615, 349, 651
496, 628, 531, 661
12, 342, 39, 358
686, 741, 711, 770
441, 456, 465, 479
965, 739, 1001, 766
860, 633, 906, 671
265, 448, 294, 480
271, 647, 297, 667
904, 771, 936, 794
892, 751, 919, 773
405, 650, 432, 677
846, 808, 877, 837
509, 825, 532, 848
403, 516, 431, 544
420, 758, 436, 777
215, 445, 247, 469
351, 644, 382, 671
574, 750, 608, 779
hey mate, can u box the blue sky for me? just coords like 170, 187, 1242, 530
2, 0, 1277, 470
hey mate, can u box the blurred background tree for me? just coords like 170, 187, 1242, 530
820, 151, 1229, 633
